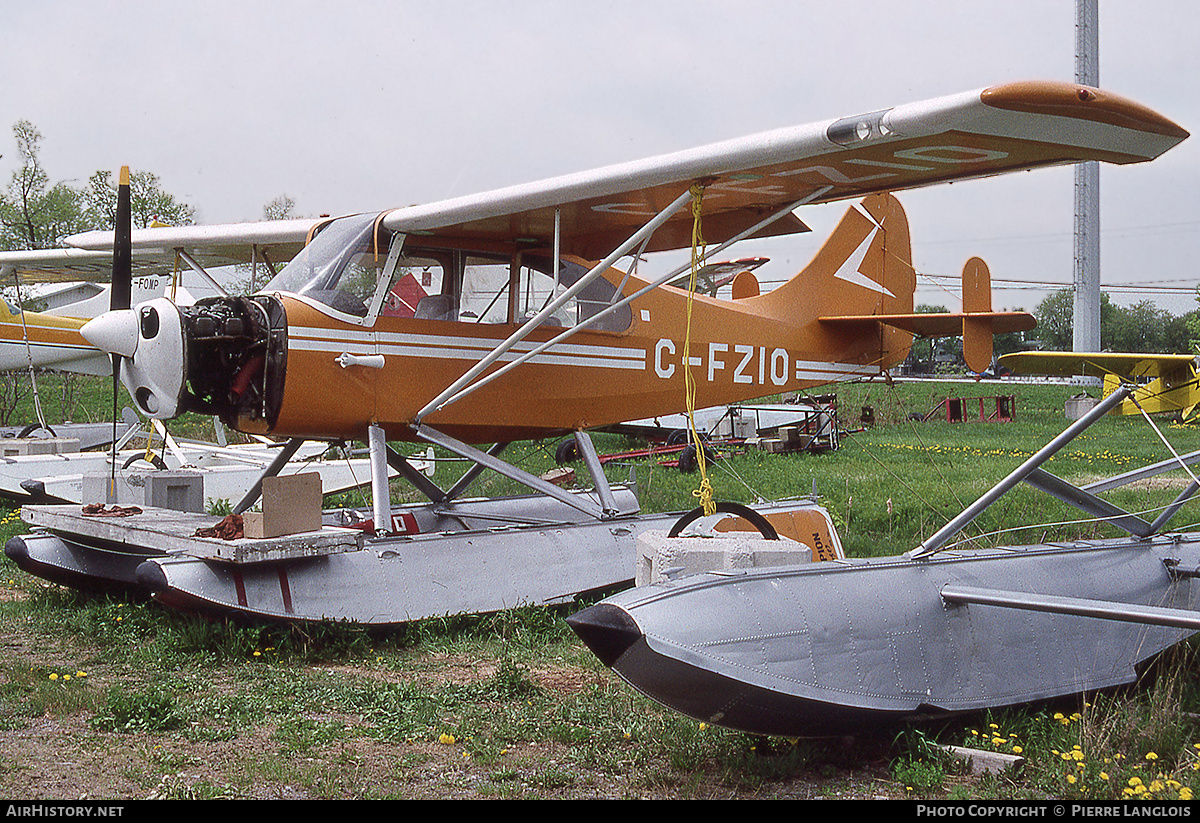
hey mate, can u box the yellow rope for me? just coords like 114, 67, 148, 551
682, 184, 715, 516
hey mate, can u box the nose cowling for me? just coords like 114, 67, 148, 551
82, 298, 188, 419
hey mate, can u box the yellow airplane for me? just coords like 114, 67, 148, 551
0, 80, 1187, 530
999, 351, 1200, 419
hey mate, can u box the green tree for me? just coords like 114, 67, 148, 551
1035, 288, 1192, 354
0, 120, 89, 249
1033, 289, 1075, 351
0, 120, 195, 252
79, 168, 194, 230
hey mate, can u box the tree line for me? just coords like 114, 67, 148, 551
1031, 289, 1198, 355
0, 121, 195, 250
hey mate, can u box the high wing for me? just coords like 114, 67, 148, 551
53, 81, 1185, 268
372, 81, 1186, 258
0, 218, 323, 284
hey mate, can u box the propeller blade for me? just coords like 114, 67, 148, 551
111, 166, 133, 312
108, 166, 132, 484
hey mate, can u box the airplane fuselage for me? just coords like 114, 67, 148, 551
256, 282, 897, 443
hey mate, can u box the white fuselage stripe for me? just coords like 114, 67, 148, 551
289, 330, 647, 371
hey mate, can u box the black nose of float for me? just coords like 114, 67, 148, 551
565, 603, 643, 668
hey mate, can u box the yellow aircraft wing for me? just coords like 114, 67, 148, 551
998, 351, 1197, 379
999, 351, 1200, 418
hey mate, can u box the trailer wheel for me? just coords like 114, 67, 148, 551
667, 501, 779, 540
677, 441, 717, 473
554, 438, 579, 464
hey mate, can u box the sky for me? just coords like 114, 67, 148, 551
2, 0, 1198, 315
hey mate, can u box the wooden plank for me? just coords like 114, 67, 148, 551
20, 504, 360, 564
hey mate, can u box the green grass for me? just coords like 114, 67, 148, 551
2, 376, 1200, 798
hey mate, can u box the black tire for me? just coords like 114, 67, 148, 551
122, 454, 168, 471
677, 441, 717, 473
666, 428, 690, 447
554, 437, 579, 465
18, 423, 55, 438
667, 501, 779, 540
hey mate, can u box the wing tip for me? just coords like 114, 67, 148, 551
980, 80, 1190, 142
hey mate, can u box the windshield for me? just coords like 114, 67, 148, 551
262, 213, 386, 317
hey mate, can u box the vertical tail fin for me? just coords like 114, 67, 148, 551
809, 199, 1035, 372
755, 192, 916, 368
961, 256, 994, 373
757, 191, 915, 319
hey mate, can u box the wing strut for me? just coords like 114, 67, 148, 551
429, 186, 835, 415
410, 424, 625, 520
415, 188, 697, 423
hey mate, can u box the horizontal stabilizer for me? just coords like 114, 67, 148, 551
820, 257, 1031, 373
821, 311, 1035, 337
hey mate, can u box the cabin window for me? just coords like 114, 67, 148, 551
510, 254, 631, 332
379, 255, 447, 319
422, 253, 630, 332
459, 257, 514, 323
263, 213, 389, 318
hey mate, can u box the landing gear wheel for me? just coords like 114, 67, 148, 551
667, 501, 779, 540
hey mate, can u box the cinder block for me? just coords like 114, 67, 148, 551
82, 469, 204, 512
145, 471, 205, 513
2, 437, 80, 456
1066, 395, 1102, 420
243, 472, 322, 539
636, 529, 816, 586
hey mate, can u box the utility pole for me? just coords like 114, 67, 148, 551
1073, 0, 1101, 352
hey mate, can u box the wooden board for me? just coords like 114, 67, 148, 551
21, 504, 361, 564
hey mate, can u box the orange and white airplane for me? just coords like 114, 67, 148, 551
0, 81, 1187, 529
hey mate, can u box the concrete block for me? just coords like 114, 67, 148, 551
939, 745, 1025, 775
145, 471, 205, 513
243, 472, 322, 539
1066, 395, 1102, 420
636, 529, 816, 586
1, 437, 80, 456
82, 469, 204, 512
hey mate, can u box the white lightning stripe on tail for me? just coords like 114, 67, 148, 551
832, 207, 894, 299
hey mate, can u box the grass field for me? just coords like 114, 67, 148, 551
0, 375, 1199, 799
